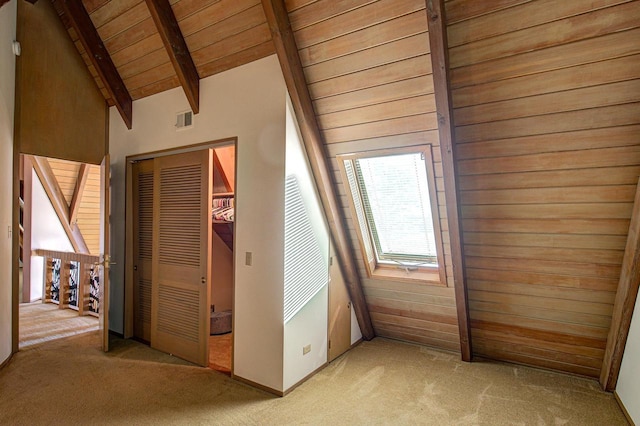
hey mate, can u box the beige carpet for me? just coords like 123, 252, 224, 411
0, 329, 627, 425
19, 301, 99, 348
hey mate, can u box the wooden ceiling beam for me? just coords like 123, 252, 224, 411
261, 0, 375, 340
31, 156, 89, 254
425, 0, 472, 361
145, 0, 200, 114
59, 0, 133, 129
70, 163, 89, 225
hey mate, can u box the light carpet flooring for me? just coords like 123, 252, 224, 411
0, 328, 628, 425
19, 301, 99, 348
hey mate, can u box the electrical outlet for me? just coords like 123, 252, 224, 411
303, 344, 311, 355
245, 252, 252, 266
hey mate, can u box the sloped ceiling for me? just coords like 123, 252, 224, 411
51, 0, 275, 104
37, 0, 640, 381
47, 0, 450, 348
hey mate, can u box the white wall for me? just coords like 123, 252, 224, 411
0, 0, 16, 364
29, 170, 74, 301
616, 289, 640, 423
283, 96, 329, 391
109, 55, 287, 392
351, 304, 363, 345
211, 232, 233, 312
284, 287, 328, 390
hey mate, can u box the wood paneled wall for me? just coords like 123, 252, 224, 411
287, 0, 460, 352
76, 165, 101, 255
47, 159, 101, 255
445, 0, 640, 377
48, 159, 81, 205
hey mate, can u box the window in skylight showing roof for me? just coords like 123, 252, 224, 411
338, 145, 445, 285
355, 152, 437, 266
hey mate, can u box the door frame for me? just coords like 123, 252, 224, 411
123, 137, 237, 365
11, 152, 110, 353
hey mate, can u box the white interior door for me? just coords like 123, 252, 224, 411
150, 149, 212, 366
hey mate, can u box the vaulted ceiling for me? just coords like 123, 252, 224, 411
47, 0, 449, 349
24, 0, 640, 385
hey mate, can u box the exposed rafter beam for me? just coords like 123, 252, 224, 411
145, 0, 200, 114
70, 163, 89, 225
60, 0, 133, 129
31, 156, 89, 254
601, 178, 640, 390
425, 0, 472, 361
261, 0, 375, 340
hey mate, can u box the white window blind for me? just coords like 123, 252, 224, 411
354, 152, 437, 265
284, 176, 328, 323
344, 160, 375, 265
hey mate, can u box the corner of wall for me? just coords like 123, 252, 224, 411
615, 289, 640, 424
0, 0, 17, 366
283, 93, 329, 392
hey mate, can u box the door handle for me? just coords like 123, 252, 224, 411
94, 254, 116, 268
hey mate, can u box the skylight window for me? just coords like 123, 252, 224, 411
338, 146, 445, 284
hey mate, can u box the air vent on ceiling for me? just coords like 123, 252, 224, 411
175, 110, 193, 130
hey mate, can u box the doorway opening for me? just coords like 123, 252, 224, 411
18, 154, 103, 349
126, 139, 236, 375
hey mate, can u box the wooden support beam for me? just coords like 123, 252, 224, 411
31, 156, 89, 254
425, 0, 472, 361
261, 0, 375, 340
69, 163, 89, 225
60, 0, 133, 129
145, 0, 200, 114
601, 178, 640, 390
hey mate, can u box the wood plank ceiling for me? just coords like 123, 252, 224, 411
44, 158, 102, 255
42, 0, 640, 380
51, 0, 275, 108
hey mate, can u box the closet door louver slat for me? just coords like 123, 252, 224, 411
133, 160, 154, 342
150, 150, 212, 367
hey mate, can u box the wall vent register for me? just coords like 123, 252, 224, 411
175, 111, 193, 129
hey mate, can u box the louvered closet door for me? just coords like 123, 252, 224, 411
151, 149, 213, 366
133, 159, 154, 342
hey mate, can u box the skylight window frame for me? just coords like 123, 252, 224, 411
337, 145, 447, 286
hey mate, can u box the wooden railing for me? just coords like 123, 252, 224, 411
33, 249, 100, 317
